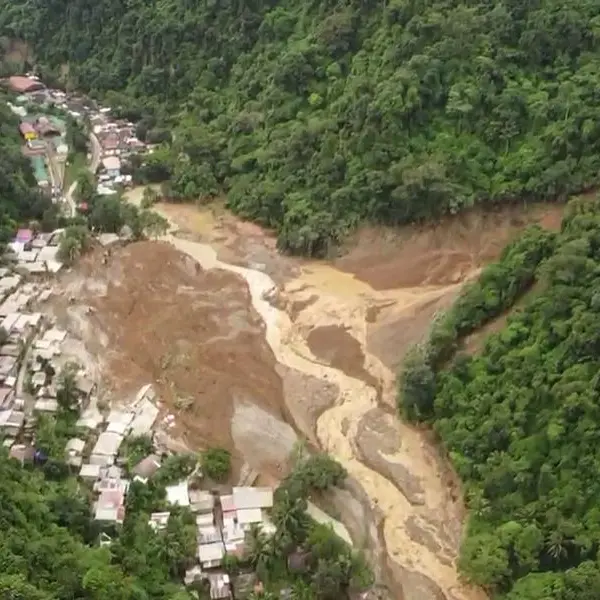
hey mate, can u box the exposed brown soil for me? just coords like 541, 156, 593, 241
307, 325, 378, 388
335, 203, 564, 290
65, 241, 289, 476
366, 289, 463, 373
153, 200, 299, 285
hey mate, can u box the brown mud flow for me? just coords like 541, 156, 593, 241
87, 188, 563, 600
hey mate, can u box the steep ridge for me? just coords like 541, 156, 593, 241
1, 1, 599, 252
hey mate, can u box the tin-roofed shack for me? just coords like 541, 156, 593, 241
232, 487, 274, 510
132, 453, 161, 481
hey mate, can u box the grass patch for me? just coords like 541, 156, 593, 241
64, 151, 87, 188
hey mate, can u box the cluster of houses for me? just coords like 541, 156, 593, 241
4, 76, 68, 196
161, 483, 276, 600
0, 74, 303, 600
92, 111, 145, 195
0, 274, 92, 450
4, 74, 150, 201
67, 384, 160, 525
7, 228, 64, 275
64, 383, 276, 600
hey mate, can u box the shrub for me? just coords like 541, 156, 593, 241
201, 448, 231, 481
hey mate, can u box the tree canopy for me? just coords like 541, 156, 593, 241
0, 446, 196, 600
2, 0, 600, 253
400, 197, 600, 599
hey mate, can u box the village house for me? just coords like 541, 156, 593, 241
19, 121, 37, 141
189, 489, 214, 514
166, 480, 190, 507
207, 573, 232, 600
34, 397, 59, 413
148, 511, 170, 532
80, 462, 102, 482
0, 408, 25, 437
65, 437, 86, 466
90, 431, 125, 466
93, 467, 129, 524
35, 115, 61, 137
0, 386, 16, 409
198, 542, 225, 570
75, 374, 95, 406
132, 453, 162, 482
94, 490, 126, 524
102, 156, 121, 178
76, 407, 104, 430
9, 443, 34, 465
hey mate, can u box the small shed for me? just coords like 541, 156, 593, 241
148, 512, 171, 531
166, 481, 190, 507
80, 463, 102, 481
9, 444, 34, 465
132, 453, 161, 481
198, 542, 224, 569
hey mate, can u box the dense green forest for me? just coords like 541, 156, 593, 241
400, 197, 600, 599
1, 0, 600, 253
0, 96, 57, 241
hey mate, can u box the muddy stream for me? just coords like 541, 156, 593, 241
126, 191, 490, 600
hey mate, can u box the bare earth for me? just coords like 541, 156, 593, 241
53, 241, 291, 479
55, 187, 564, 600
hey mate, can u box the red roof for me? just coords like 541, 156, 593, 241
9, 76, 44, 93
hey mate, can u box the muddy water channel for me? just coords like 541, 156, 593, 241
127, 192, 495, 600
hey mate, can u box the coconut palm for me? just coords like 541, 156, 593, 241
245, 524, 272, 570
271, 489, 309, 544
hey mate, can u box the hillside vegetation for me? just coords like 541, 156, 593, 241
400, 197, 600, 599
1, 0, 600, 253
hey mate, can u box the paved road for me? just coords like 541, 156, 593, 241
64, 132, 101, 217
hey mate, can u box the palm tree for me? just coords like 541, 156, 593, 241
546, 530, 568, 561
245, 524, 271, 569
271, 490, 308, 544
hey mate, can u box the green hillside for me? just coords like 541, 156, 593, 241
400, 197, 600, 599
2, 0, 600, 253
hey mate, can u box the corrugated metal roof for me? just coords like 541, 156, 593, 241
232, 487, 274, 510
198, 542, 224, 563
166, 481, 190, 506
236, 508, 263, 525
92, 431, 124, 457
